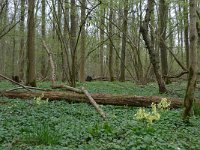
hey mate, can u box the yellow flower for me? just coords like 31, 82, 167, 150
158, 98, 171, 110
135, 102, 161, 125
135, 108, 146, 120
151, 103, 157, 114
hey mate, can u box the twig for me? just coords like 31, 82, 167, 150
51, 85, 83, 94
81, 87, 106, 119
164, 71, 188, 78
42, 40, 56, 86
0, 74, 31, 92
6, 86, 51, 92
51, 84, 106, 119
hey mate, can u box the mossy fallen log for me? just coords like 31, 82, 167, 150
0, 91, 186, 108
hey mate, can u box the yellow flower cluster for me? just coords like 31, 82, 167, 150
34, 93, 49, 105
135, 104, 160, 124
157, 98, 171, 110
135, 98, 171, 125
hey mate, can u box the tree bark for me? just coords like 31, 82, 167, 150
140, 0, 167, 93
79, 0, 86, 82
19, 0, 25, 80
119, 0, 128, 82
62, 0, 70, 82
12, 3, 16, 77
99, 5, 105, 78
1, 91, 188, 108
183, 0, 198, 121
70, 0, 77, 87
159, 0, 170, 84
40, 0, 46, 78
26, 0, 36, 87
108, 0, 114, 82
184, 0, 190, 69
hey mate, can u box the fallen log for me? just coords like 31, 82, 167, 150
0, 91, 190, 108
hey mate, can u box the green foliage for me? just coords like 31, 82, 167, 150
23, 122, 61, 145
0, 97, 200, 149
193, 102, 200, 116
0, 81, 200, 149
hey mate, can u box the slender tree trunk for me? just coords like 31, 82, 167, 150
41, 0, 46, 78
119, 0, 128, 82
12, 1, 17, 77
140, 0, 167, 93
70, 0, 77, 87
0, 0, 7, 74
115, 8, 122, 79
168, 7, 174, 71
57, 0, 62, 80
62, 0, 70, 81
184, 0, 190, 69
52, 0, 56, 39
179, 5, 184, 63
79, 0, 86, 82
183, 0, 198, 121
12, 32, 16, 76
99, 5, 105, 78
108, 0, 114, 81
159, 0, 170, 84
19, 0, 25, 80
136, 0, 144, 83
26, 0, 36, 87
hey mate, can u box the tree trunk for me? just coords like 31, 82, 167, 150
179, 5, 184, 63
184, 0, 190, 69
12, 1, 17, 77
119, 0, 128, 82
19, 0, 25, 80
108, 0, 114, 82
159, 0, 170, 84
183, 0, 198, 121
70, 0, 77, 87
99, 5, 105, 78
12, 31, 16, 77
79, 0, 86, 82
140, 0, 167, 93
62, 0, 70, 82
135, 0, 144, 84
40, 0, 46, 78
26, 0, 36, 87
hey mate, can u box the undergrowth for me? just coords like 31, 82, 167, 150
0, 81, 200, 149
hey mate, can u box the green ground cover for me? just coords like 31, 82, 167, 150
0, 81, 200, 149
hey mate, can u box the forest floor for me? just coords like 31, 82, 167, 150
0, 81, 200, 149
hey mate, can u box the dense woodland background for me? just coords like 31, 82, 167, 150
0, 0, 199, 86
0, 1, 200, 148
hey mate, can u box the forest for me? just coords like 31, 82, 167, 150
0, 0, 200, 149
